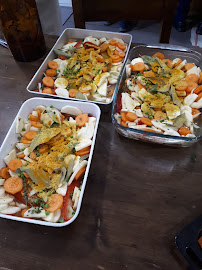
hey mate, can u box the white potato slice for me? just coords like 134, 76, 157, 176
61, 105, 82, 116
55, 88, 69, 98
16, 117, 24, 134
4, 149, 16, 165
1, 206, 20, 214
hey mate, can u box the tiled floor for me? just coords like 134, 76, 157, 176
60, 6, 194, 48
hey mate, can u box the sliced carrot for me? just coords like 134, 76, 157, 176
69, 89, 78, 98
132, 62, 145, 73
114, 50, 119, 55
173, 59, 182, 68
192, 108, 200, 118
29, 113, 39, 122
121, 112, 127, 122
21, 209, 31, 218
184, 63, 194, 71
199, 72, 202, 84
47, 61, 58, 70
75, 146, 91, 156
45, 194, 63, 212
178, 126, 191, 136
38, 144, 49, 154
194, 85, 202, 94
186, 82, 198, 93
96, 55, 105, 63
0, 167, 10, 179
140, 117, 152, 126
126, 112, 138, 122
30, 121, 43, 129
117, 42, 126, 51
121, 121, 128, 127
100, 42, 108, 53
46, 69, 57, 77
195, 92, 202, 102
30, 152, 37, 160
140, 128, 159, 133
118, 51, 125, 58
75, 166, 86, 181
4, 176, 23, 195
35, 109, 41, 119
152, 52, 165, 60
75, 114, 88, 127
24, 131, 37, 141
42, 87, 53, 94
143, 71, 155, 77
185, 74, 199, 83
17, 152, 25, 159
8, 159, 22, 172
111, 57, 122, 63
42, 76, 54, 88
102, 66, 108, 72
21, 136, 32, 144
175, 81, 188, 91
162, 59, 172, 67
109, 39, 117, 46
111, 55, 121, 61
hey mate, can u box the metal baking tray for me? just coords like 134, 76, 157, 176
0, 97, 100, 227
27, 28, 132, 107
175, 215, 202, 269
111, 44, 202, 147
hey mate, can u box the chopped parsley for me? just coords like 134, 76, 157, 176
50, 105, 53, 108
70, 193, 73, 197
59, 218, 64, 223
72, 211, 75, 215
22, 128, 25, 131
17, 136, 21, 140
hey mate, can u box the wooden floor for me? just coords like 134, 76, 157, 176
60, 6, 193, 47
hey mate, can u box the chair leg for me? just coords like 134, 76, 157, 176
72, 0, 86, 28
160, 20, 172, 43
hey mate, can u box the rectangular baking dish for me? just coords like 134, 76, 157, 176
27, 28, 132, 106
112, 44, 202, 147
0, 97, 101, 227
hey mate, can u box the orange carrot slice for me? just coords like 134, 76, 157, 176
173, 59, 182, 68
42, 76, 54, 88
194, 85, 202, 94
8, 159, 22, 172
29, 113, 39, 122
178, 126, 191, 136
117, 42, 126, 51
45, 194, 63, 212
96, 55, 105, 63
24, 131, 37, 141
121, 112, 127, 122
143, 71, 155, 77
16, 152, 25, 159
140, 117, 152, 126
75, 146, 91, 156
75, 114, 88, 127
162, 59, 172, 67
185, 74, 199, 83
69, 89, 78, 98
109, 39, 117, 46
121, 121, 128, 127
42, 87, 53, 94
192, 108, 200, 118
126, 112, 138, 122
21, 209, 31, 218
186, 82, 198, 93
30, 121, 43, 129
184, 63, 194, 71
0, 167, 10, 179
46, 69, 57, 77
47, 61, 58, 70
175, 81, 188, 91
132, 62, 145, 72
21, 136, 32, 144
38, 144, 49, 154
75, 166, 86, 181
4, 176, 23, 194
152, 52, 165, 60
195, 92, 202, 102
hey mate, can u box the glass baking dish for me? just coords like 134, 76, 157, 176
111, 44, 202, 147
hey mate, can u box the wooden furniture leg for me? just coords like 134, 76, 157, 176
72, 0, 86, 28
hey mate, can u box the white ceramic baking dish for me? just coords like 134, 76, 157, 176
0, 97, 101, 227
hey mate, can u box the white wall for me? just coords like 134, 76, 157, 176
59, 0, 72, 7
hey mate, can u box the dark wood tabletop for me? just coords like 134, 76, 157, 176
0, 35, 202, 270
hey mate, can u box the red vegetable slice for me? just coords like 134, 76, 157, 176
117, 93, 122, 114
61, 180, 80, 221
59, 55, 67, 60
83, 42, 99, 50
14, 192, 32, 207
74, 40, 82, 48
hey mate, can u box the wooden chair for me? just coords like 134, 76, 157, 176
72, 0, 178, 43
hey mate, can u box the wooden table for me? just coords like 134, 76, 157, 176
0, 35, 202, 270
